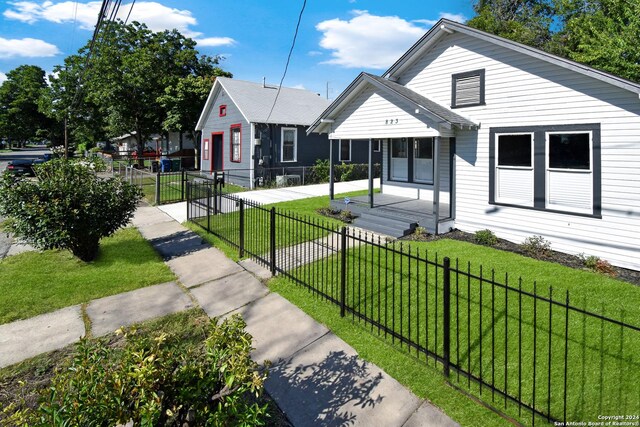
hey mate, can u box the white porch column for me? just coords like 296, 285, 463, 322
329, 139, 335, 200
433, 136, 441, 234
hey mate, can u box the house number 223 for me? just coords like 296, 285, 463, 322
385, 119, 399, 125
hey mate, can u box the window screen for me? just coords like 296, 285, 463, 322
391, 139, 408, 158
414, 138, 433, 159
339, 140, 350, 161
497, 134, 532, 167
549, 133, 590, 169
231, 127, 240, 162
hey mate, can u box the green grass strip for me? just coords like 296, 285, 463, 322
0, 227, 175, 324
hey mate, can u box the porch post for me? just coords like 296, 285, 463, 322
329, 139, 335, 200
433, 136, 441, 235
368, 138, 374, 208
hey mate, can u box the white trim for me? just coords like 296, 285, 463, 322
281, 127, 298, 163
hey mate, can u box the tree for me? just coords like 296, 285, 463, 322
554, 0, 640, 82
467, 0, 556, 49
0, 160, 141, 261
0, 65, 53, 148
40, 51, 109, 150
159, 68, 231, 166
84, 21, 228, 161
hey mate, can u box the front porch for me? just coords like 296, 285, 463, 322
331, 193, 453, 237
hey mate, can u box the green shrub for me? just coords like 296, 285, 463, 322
521, 235, 551, 257
578, 253, 617, 277
0, 159, 141, 261
22, 315, 269, 426
474, 229, 498, 246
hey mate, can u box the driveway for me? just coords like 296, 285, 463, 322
159, 179, 380, 223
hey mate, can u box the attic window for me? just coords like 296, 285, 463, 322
452, 69, 485, 108
219, 105, 227, 117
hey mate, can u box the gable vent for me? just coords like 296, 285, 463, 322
456, 75, 480, 104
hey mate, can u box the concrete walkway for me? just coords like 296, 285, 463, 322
159, 178, 379, 223
0, 204, 458, 427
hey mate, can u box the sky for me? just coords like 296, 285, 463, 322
0, 0, 475, 98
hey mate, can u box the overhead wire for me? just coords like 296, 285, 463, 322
264, 0, 307, 123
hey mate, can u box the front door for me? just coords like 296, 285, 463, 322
211, 133, 223, 172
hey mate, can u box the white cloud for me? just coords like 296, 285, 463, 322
3, 1, 234, 41
413, 12, 467, 27
0, 72, 7, 84
291, 84, 306, 90
0, 37, 61, 58
195, 37, 236, 47
316, 10, 426, 69
307, 50, 322, 57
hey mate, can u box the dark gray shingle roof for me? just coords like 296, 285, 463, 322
219, 77, 330, 125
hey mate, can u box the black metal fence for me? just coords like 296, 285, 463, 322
186, 181, 640, 426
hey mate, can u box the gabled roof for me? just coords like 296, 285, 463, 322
308, 72, 477, 135
384, 19, 640, 95
196, 77, 330, 130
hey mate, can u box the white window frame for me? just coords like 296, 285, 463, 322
494, 132, 534, 206
413, 137, 434, 184
545, 131, 593, 214
339, 140, 351, 162
280, 127, 297, 163
390, 138, 408, 181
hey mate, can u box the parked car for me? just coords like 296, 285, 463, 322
6, 159, 37, 176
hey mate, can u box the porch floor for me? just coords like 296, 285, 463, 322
331, 194, 451, 237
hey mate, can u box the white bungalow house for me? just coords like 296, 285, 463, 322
309, 19, 640, 271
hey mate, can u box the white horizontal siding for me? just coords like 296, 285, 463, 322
329, 86, 441, 139
393, 32, 640, 270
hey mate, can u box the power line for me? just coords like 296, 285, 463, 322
124, 0, 136, 25
264, 0, 307, 123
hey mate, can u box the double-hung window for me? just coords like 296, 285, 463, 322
546, 132, 592, 213
230, 125, 241, 162
339, 140, 351, 162
495, 134, 534, 206
281, 127, 297, 162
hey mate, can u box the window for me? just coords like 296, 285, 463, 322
281, 127, 297, 162
373, 139, 381, 152
339, 140, 351, 161
203, 138, 209, 160
230, 125, 241, 162
495, 134, 534, 206
219, 105, 227, 117
546, 132, 592, 213
489, 125, 600, 216
390, 138, 408, 181
452, 69, 485, 108
413, 138, 434, 183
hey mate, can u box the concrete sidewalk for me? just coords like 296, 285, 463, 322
0, 204, 459, 427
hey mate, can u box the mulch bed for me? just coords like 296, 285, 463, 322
401, 229, 640, 286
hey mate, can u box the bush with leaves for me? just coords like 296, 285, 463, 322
0, 159, 141, 261
474, 229, 498, 246
9, 315, 269, 426
521, 235, 551, 257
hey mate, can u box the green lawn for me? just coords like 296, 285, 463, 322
277, 237, 640, 425
0, 227, 175, 324
189, 190, 374, 258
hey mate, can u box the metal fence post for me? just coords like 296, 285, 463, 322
270, 207, 276, 275
340, 226, 347, 317
443, 256, 451, 378
181, 169, 185, 201
155, 168, 161, 205
206, 183, 211, 232
239, 199, 245, 258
